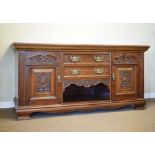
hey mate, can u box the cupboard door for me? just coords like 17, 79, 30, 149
112, 65, 138, 100
29, 66, 60, 105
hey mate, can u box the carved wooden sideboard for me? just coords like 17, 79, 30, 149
13, 43, 149, 120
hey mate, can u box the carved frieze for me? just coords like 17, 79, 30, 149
26, 55, 57, 65
120, 71, 131, 89
114, 55, 137, 64
36, 72, 51, 93
64, 79, 109, 91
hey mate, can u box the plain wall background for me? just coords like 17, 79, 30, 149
0, 23, 154, 102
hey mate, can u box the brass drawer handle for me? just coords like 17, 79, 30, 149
94, 68, 104, 74
94, 55, 104, 62
71, 69, 80, 75
70, 56, 80, 62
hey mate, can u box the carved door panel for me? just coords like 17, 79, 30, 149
112, 65, 138, 100
29, 67, 60, 105
24, 52, 62, 106
112, 53, 139, 100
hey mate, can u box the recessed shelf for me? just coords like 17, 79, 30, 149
63, 83, 110, 103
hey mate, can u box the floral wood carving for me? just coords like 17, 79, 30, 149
36, 72, 51, 93
26, 55, 57, 65
120, 71, 131, 88
114, 55, 137, 64
64, 79, 109, 91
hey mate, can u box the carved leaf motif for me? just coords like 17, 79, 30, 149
36, 72, 51, 93
26, 55, 57, 65
114, 55, 137, 64
64, 79, 109, 91
120, 71, 131, 88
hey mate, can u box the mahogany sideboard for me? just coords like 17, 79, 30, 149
13, 43, 150, 120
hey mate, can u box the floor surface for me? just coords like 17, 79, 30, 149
0, 101, 155, 131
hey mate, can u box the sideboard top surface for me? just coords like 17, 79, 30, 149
13, 42, 150, 52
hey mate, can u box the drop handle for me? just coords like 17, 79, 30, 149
70, 56, 80, 62
94, 68, 104, 74
94, 55, 104, 62
58, 75, 62, 82
71, 69, 80, 75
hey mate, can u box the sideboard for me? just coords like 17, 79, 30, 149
13, 43, 150, 120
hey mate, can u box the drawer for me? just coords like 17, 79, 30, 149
64, 66, 110, 77
64, 53, 110, 64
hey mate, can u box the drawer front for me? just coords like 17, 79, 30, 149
64, 66, 110, 77
64, 53, 110, 64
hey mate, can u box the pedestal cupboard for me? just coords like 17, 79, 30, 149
13, 43, 149, 120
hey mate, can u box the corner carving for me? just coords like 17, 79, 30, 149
64, 79, 109, 91
26, 55, 57, 65
114, 55, 138, 64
